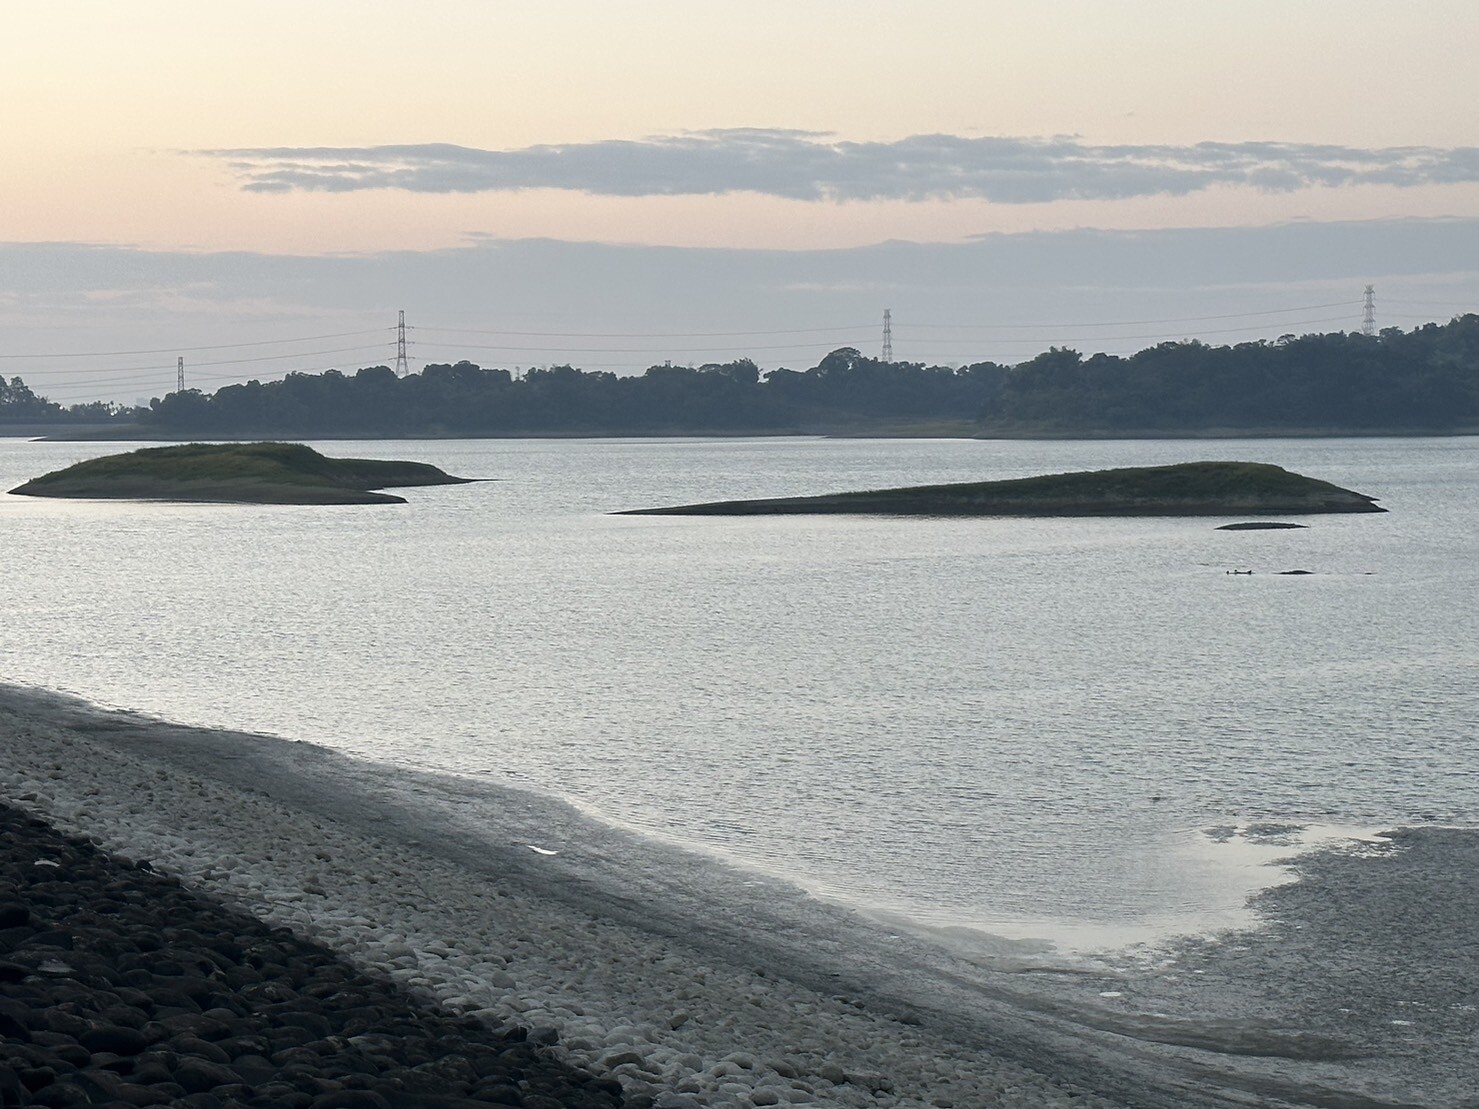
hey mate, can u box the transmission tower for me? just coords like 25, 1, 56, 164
394, 309, 411, 377
177, 356, 185, 394
882, 308, 893, 362
1362, 285, 1376, 336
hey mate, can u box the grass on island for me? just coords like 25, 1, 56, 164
620, 461, 1386, 517
9, 442, 473, 505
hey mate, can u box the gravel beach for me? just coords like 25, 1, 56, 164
0, 800, 624, 1108
3, 683, 1474, 1108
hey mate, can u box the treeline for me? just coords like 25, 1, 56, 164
8, 316, 1479, 435
990, 317, 1479, 432
144, 350, 1008, 435
0, 376, 127, 424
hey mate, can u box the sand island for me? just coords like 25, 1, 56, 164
9, 442, 473, 505
619, 461, 1384, 517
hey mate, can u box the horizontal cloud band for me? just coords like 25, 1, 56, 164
197, 130, 1479, 203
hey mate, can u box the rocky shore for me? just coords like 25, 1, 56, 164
0, 686, 1143, 1109
0, 801, 624, 1108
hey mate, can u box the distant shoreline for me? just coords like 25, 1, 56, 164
13, 422, 1479, 443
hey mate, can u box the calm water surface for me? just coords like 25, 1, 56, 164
2, 435, 1475, 950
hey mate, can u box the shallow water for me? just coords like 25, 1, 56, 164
1, 434, 1475, 952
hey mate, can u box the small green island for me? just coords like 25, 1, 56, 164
8, 442, 474, 505
619, 461, 1385, 517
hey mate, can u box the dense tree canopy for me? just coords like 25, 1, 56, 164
143, 353, 1006, 435
8, 316, 1479, 435
0, 376, 62, 419
989, 318, 1479, 432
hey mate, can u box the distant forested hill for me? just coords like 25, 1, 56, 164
985, 317, 1479, 434
23, 315, 1479, 438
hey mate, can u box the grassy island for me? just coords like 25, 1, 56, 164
619, 461, 1385, 517
9, 442, 473, 505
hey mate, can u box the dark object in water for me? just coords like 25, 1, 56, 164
1217, 521, 1309, 530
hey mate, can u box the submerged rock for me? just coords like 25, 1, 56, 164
9, 442, 474, 505
619, 461, 1385, 518
1216, 521, 1309, 530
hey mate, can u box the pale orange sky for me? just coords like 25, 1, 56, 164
7, 0, 1479, 255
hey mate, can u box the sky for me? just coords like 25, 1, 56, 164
5, 0, 1479, 404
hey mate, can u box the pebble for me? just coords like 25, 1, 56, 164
0, 802, 624, 1108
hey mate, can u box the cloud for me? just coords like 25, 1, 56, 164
196, 131, 1479, 203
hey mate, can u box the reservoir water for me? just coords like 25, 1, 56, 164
1, 435, 1475, 955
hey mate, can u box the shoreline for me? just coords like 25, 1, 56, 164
3, 684, 1474, 1107
14, 425, 1479, 443
0, 685, 1125, 1109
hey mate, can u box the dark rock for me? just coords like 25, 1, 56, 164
0, 801, 624, 1109
475, 1083, 524, 1105
0, 962, 28, 984
275, 1011, 333, 1039
170, 1035, 232, 1064
217, 1033, 271, 1059
28, 930, 74, 950
0, 1065, 26, 1104
40, 1010, 87, 1037
0, 1010, 31, 1042
311, 1091, 394, 1108
111, 1083, 177, 1106
174, 1056, 243, 1094
129, 1059, 177, 1085
96, 1004, 151, 1030
80, 1025, 150, 1056
48, 1045, 89, 1070
0, 904, 32, 929
0, 926, 33, 952
26, 1083, 91, 1107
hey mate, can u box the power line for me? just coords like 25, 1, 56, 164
904, 300, 1360, 330
415, 339, 873, 356
414, 314, 1354, 358
37, 362, 370, 401
886, 314, 1358, 347
12, 344, 393, 380
0, 328, 389, 360
416, 324, 875, 339
0, 300, 1395, 371
1379, 297, 1479, 306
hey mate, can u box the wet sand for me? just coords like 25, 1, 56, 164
2, 684, 1473, 1107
